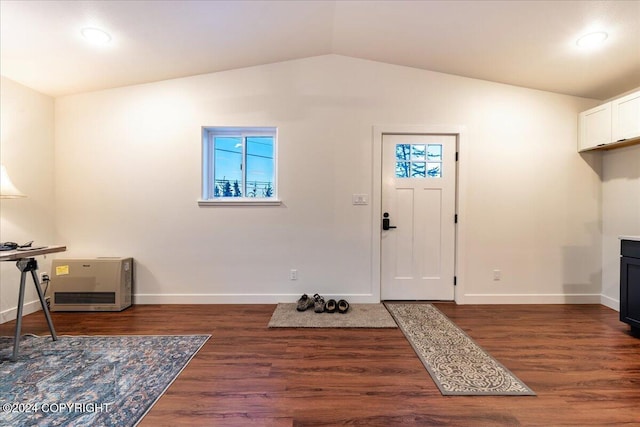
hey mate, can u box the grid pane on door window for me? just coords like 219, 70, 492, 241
396, 161, 410, 178
411, 145, 426, 160
412, 162, 426, 177
396, 144, 411, 161
395, 143, 442, 178
427, 145, 442, 161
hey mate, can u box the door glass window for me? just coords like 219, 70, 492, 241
395, 143, 442, 178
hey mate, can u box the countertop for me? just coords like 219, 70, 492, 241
620, 236, 640, 242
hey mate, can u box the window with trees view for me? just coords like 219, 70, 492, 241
395, 143, 443, 178
202, 127, 277, 201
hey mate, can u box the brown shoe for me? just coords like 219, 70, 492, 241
313, 294, 325, 313
296, 294, 314, 311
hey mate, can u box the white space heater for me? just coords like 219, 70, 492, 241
49, 257, 133, 312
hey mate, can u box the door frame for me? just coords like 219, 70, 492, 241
372, 125, 468, 303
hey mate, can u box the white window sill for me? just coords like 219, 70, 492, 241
198, 199, 282, 207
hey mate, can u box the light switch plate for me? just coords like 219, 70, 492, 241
352, 194, 369, 205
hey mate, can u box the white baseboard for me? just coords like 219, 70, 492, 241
459, 293, 602, 305
0, 300, 42, 324
4, 294, 610, 319
135, 293, 607, 305
133, 294, 609, 306
600, 294, 619, 311
133, 293, 379, 304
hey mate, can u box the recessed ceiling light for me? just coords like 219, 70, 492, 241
576, 31, 608, 48
81, 27, 112, 45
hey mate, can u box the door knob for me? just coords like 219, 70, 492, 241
382, 212, 397, 230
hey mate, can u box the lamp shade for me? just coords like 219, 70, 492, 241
0, 165, 26, 198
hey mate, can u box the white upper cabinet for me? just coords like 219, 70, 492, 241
578, 90, 640, 152
579, 103, 612, 151
612, 91, 640, 143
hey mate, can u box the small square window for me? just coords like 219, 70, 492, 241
201, 127, 278, 204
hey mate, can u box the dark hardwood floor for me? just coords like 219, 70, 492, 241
2, 303, 639, 426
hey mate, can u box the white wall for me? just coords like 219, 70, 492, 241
53, 55, 601, 304
0, 77, 56, 323
601, 144, 640, 310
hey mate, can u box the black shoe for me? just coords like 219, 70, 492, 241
337, 299, 350, 314
296, 294, 314, 311
325, 299, 337, 313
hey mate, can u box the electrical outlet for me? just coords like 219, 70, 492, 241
40, 272, 50, 282
493, 269, 501, 281
289, 269, 298, 280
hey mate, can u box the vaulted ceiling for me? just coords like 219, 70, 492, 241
1, 0, 639, 99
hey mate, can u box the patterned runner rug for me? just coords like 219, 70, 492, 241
385, 303, 535, 396
0, 334, 209, 426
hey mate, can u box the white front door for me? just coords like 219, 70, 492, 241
381, 134, 457, 300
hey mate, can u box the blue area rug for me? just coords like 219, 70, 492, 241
0, 334, 210, 426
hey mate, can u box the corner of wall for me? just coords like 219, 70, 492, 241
0, 77, 56, 324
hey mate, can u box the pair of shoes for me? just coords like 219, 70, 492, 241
296, 294, 315, 311
313, 294, 325, 313
324, 299, 349, 314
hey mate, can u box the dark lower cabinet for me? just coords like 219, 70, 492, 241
620, 239, 640, 333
